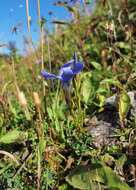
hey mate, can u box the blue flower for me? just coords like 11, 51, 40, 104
41, 53, 84, 88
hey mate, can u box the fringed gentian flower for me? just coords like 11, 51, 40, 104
41, 53, 84, 106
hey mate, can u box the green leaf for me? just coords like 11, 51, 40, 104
90, 61, 102, 71
116, 155, 127, 169
96, 85, 109, 107
116, 42, 130, 50
129, 12, 136, 20
119, 93, 131, 120
0, 130, 28, 144
66, 165, 93, 189
101, 153, 115, 163
81, 78, 92, 104
81, 72, 101, 104
66, 162, 132, 190
101, 79, 123, 89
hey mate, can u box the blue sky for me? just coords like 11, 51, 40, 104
0, 0, 71, 54
0, 0, 95, 55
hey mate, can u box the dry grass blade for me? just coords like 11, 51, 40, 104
54, 1, 74, 12
0, 150, 20, 166
25, 0, 31, 44
52, 20, 71, 25
13, 153, 32, 179
37, 148, 41, 190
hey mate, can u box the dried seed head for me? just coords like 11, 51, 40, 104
33, 92, 41, 108
101, 49, 108, 58
101, 49, 108, 67
18, 91, 31, 120
18, 91, 27, 106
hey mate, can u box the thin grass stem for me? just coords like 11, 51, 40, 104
37, 0, 45, 97
26, 0, 31, 45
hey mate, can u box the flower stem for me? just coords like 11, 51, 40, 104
63, 86, 72, 108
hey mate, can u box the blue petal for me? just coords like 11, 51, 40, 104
73, 62, 84, 74
60, 67, 74, 83
61, 59, 74, 69
41, 71, 61, 80
74, 52, 77, 63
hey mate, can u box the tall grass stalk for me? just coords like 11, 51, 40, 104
47, 36, 52, 75
47, 36, 54, 90
33, 92, 44, 189
37, 147, 41, 190
25, 0, 31, 46
37, 0, 45, 97
106, 0, 117, 72
11, 57, 19, 92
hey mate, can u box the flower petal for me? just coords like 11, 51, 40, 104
41, 71, 61, 80
61, 59, 74, 69
73, 62, 84, 74
74, 52, 77, 63
60, 67, 74, 83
